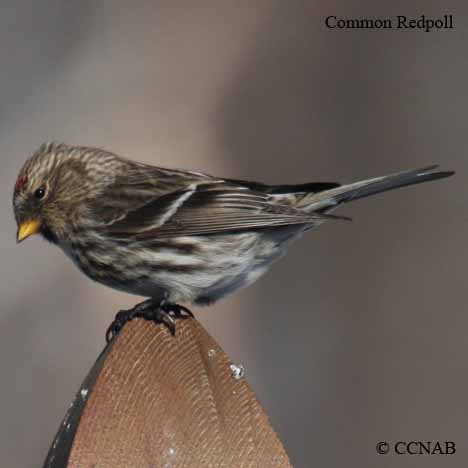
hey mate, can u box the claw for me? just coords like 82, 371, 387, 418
105, 324, 116, 344
161, 302, 194, 319
158, 311, 176, 336
106, 309, 135, 343
176, 304, 194, 318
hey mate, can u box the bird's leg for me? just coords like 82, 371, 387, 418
105, 299, 194, 343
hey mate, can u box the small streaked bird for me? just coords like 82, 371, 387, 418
13, 143, 453, 341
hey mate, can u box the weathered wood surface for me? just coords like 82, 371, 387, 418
44, 318, 292, 467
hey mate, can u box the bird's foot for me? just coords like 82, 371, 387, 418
105, 299, 194, 343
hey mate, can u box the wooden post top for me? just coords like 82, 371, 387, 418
44, 318, 292, 467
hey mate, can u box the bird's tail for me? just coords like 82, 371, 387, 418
297, 165, 454, 213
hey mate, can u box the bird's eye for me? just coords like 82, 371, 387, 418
34, 187, 46, 199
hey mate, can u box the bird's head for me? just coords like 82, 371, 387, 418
13, 142, 104, 244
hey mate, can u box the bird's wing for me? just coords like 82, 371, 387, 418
91, 169, 331, 239
87, 164, 210, 226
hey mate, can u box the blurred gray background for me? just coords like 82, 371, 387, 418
0, 1, 466, 467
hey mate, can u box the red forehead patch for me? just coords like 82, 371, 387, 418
15, 174, 28, 193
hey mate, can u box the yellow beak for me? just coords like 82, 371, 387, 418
17, 219, 40, 243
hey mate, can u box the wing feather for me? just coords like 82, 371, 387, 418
90, 167, 332, 240
102, 186, 322, 239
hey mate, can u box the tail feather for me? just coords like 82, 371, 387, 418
299, 165, 454, 213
